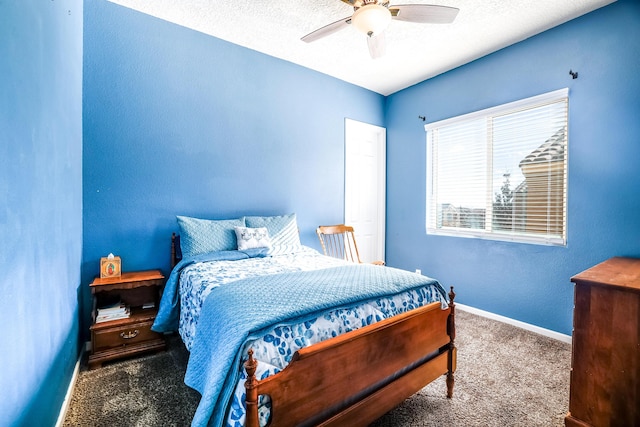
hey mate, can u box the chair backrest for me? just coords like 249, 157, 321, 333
316, 224, 362, 263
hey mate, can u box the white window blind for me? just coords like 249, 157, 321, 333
425, 89, 568, 245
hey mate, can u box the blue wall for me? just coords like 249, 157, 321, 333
0, 1, 83, 426
385, 0, 640, 335
2, 0, 637, 424
82, 1, 385, 332
82, 0, 640, 339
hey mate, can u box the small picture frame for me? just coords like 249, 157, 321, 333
100, 256, 122, 278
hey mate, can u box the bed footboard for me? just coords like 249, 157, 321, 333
245, 288, 457, 427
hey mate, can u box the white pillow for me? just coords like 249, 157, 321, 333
234, 226, 272, 250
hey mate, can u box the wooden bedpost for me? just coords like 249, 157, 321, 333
171, 233, 177, 269
446, 286, 456, 398
244, 349, 259, 427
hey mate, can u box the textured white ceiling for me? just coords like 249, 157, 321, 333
107, 0, 615, 95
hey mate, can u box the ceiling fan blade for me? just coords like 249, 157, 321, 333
301, 16, 352, 43
367, 31, 386, 59
389, 4, 459, 24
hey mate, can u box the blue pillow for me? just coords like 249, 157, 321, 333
244, 213, 301, 247
177, 216, 245, 257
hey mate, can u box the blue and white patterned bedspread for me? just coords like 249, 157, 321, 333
153, 247, 448, 427
177, 247, 346, 351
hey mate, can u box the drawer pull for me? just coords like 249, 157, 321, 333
120, 330, 139, 339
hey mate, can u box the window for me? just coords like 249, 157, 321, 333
425, 89, 568, 245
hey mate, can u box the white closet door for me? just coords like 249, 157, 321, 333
344, 118, 386, 264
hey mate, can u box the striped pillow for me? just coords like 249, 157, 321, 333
244, 213, 300, 247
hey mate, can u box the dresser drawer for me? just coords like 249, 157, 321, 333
92, 319, 161, 352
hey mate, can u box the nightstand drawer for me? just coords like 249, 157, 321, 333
92, 320, 160, 352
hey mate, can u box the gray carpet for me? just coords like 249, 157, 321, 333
63, 310, 571, 426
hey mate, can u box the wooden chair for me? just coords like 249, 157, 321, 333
316, 224, 385, 265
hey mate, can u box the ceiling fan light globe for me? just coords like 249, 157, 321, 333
352, 4, 391, 37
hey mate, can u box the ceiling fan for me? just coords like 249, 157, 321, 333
301, 0, 459, 59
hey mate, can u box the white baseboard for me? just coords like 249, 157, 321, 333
55, 353, 81, 427
56, 341, 90, 427
456, 303, 572, 344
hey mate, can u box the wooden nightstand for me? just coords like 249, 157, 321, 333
88, 269, 166, 369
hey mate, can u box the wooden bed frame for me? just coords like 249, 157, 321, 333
170, 233, 456, 427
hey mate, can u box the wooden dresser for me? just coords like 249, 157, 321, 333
565, 257, 640, 427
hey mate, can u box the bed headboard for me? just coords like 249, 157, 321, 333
170, 233, 182, 269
